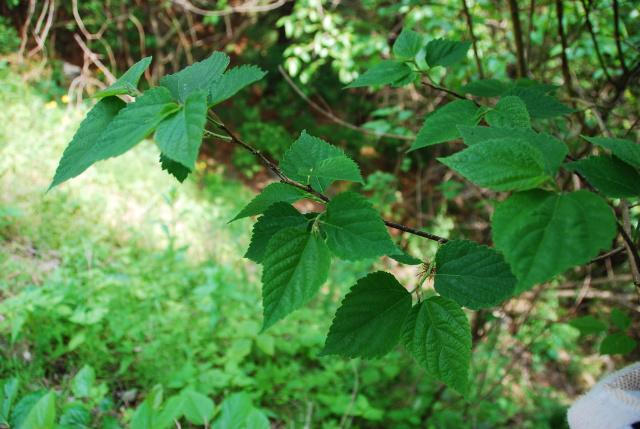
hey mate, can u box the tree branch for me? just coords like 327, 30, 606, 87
507, 0, 527, 78
420, 81, 480, 106
460, 0, 484, 79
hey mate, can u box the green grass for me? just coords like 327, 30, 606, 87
0, 63, 588, 429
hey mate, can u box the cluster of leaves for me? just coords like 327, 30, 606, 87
49, 29, 639, 399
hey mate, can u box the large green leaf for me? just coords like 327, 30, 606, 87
92, 87, 178, 162
320, 272, 412, 359
0, 378, 18, 426
49, 96, 126, 190
300, 155, 364, 185
569, 316, 608, 335
425, 39, 472, 68
484, 96, 531, 128
93, 56, 152, 98
181, 390, 215, 426
71, 364, 95, 398
155, 89, 208, 171
504, 87, 577, 119
212, 393, 252, 429
458, 79, 508, 97
21, 391, 55, 429
160, 51, 230, 103
245, 202, 309, 264
230, 183, 309, 222
279, 131, 347, 192
610, 308, 633, 331
401, 297, 471, 397
393, 28, 423, 59
492, 190, 617, 293
208, 65, 267, 106
583, 136, 640, 169
438, 138, 549, 191
408, 100, 483, 151
261, 228, 331, 331
345, 61, 412, 88
600, 333, 637, 355
457, 126, 567, 176
564, 155, 640, 198
434, 239, 516, 310
323, 192, 396, 261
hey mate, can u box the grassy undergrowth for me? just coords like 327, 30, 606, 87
0, 61, 587, 429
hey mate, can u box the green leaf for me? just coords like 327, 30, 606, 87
9, 391, 47, 429
245, 202, 309, 264
320, 272, 412, 359
244, 409, 270, 429
610, 308, 633, 331
181, 390, 215, 426
0, 378, 18, 425
208, 65, 267, 106
59, 405, 91, 428
153, 395, 184, 429
504, 87, 577, 119
583, 136, 640, 169
425, 38, 472, 68
279, 131, 347, 192
600, 333, 637, 355
434, 239, 516, 310
401, 297, 471, 397
484, 96, 531, 128
49, 96, 126, 190
393, 28, 422, 59
21, 391, 55, 429
160, 153, 190, 183
458, 79, 508, 97
71, 364, 95, 398
388, 245, 422, 265
212, 393, 252, 429
93, 56, 152, 98
229, 183, 309, 223
323, 192, 396, 261
408, 100, 483, 151
92, 87, 177, 162
155, 89, 208, 171
457, 126, 568, 177
564, 155, 640, 198
438, 138, 549, 191
569, 316, 608, 335
160, 51, 229, 103
344, 61, 412, 88
492, 190, 617, 293
300, 155, 364, 185
130, 402, 152, 429
261, 228, 331, 331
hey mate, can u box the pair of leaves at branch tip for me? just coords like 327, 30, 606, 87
245, 202, 310, 264
438, 137, 551, 191
434, 239, 516, 310
323, 192, 396, 261
93, 56, 152, 99
484, 96, 531, 128
320, 271, 412, 359
457, 125, 568, 177
49, 87, 178, 190
160, 51, 230, 103
492, 189, 617, 293
503, 87, 577, 119
156, 89, 208, 172
425, 38, 472, 68
344, 61, 412, 89
229, 182, 309, 223
393, 28, 423, 60
279, 131, 364, 192
408, 100, 485, 152
402, 296, 471, 398
564, 155, 640, 198
261, 228, 331, 332
582, 135, 640, 169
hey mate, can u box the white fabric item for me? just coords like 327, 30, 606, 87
568, 362, 640, 429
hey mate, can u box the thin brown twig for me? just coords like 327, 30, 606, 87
507, 0, 527, 78
460, 0, 483, 79
420, 81, 480, 106
587, 245, 627, 264
612, 0, 627, 73
278, 66, 414, 141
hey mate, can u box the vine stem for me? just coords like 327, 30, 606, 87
208, 114, 450, 244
